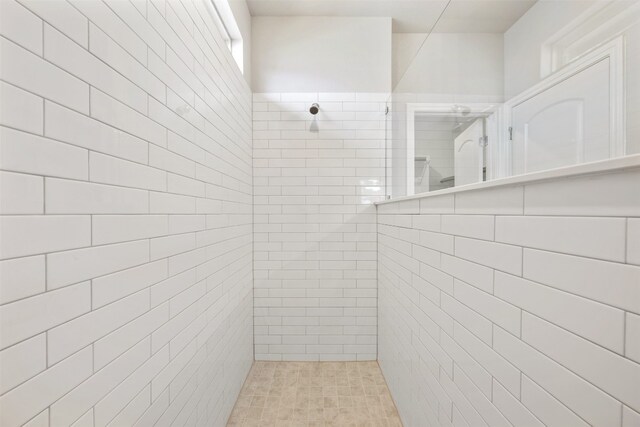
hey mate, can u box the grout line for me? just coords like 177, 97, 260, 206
622, 311, 627, 357
0, 234, 252, 309
624, 218, 628, 264
2, 3, 253, 426
380, 237, 636, 354
41, 20, 45, 58
0, 86, 251, 179
1, 30, 252, 169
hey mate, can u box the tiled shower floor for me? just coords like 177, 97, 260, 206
227, 361, 403, 427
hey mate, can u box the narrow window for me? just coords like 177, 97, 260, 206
205, 0, 244, 74
208, 0, 232, 51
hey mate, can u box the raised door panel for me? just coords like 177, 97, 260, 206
511, 58, 611, 175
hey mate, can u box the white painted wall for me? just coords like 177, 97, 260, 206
0, 0, 253, 425
378, 165, 640, 427
393, 32, 504, 103
393, 33, 426, 89
251, 17, 392, 93
253, 92, 387, 361
503, 0, 596, 99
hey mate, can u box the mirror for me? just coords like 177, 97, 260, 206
408, 104, 496, 194
386, 0, 640, 198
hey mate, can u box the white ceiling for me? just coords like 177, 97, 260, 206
246, 0, 537, 33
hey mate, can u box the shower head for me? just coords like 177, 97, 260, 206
309, 103, 320, 115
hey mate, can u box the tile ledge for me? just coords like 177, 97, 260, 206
376, 154, 640, 206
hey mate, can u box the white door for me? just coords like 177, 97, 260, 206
510, 58, 611, 175
454, 118, 484, 186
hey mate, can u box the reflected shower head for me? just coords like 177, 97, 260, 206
310, 103, 320, 115
452, 104, 471, 116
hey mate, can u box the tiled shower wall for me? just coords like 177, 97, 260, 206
253, 92, 386, 361
377, 166, 640, 427
0, 1, 252, 426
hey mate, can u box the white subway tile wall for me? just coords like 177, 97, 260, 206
377, 167, 640, 427
253, 92, 386, 361
0, 1, 252, 426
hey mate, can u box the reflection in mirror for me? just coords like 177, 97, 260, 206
385, 0, 640, 199
415, 114, 486, 192
409, 104, 497, 194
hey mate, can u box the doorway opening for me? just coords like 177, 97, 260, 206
406, 103, 499, 195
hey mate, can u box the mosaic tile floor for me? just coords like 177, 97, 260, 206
227, 361, 403, 427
